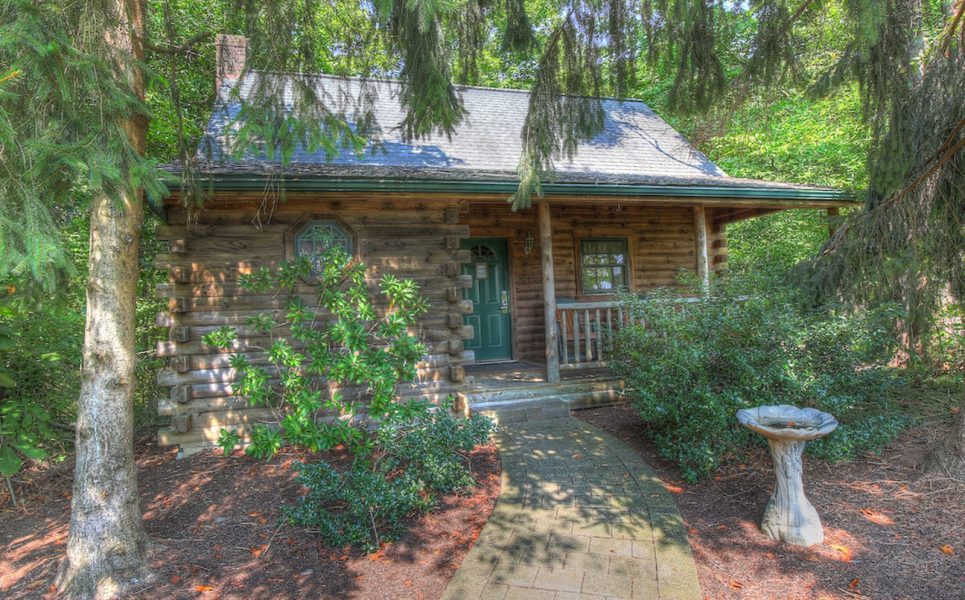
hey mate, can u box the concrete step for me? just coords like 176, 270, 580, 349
465, 379, 624, 425
557, 387, 624, 410
465, 379, 619, 406
472, 399, 571, 424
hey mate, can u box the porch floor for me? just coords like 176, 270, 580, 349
459, 361, 625, 425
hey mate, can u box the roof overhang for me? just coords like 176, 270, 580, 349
165, 173, 858, 208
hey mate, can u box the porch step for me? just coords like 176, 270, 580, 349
461, 378, 624, 425
466, 379, 618, 405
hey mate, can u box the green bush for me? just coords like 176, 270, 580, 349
285, 404, 492, 552
207, 248, 493, 551
611, 274, 907, 482
0, 213, 167, 484
204, 248, 433, 457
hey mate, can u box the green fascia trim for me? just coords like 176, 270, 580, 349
164, 174, 857, 202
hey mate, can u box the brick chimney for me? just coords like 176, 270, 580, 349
215, 34, 248, 96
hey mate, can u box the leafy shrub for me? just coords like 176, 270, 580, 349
206, 248, 493, 551
285, 404, 492, 552
0, 297, 81, 479
203, 248, 431, 457
0, 213, 167, 487
807, 412, 910, 463
612, 274, 907, 482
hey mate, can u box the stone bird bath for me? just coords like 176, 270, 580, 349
737, 405, 838, 546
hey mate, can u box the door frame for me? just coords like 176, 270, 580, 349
462, 235, 516, 363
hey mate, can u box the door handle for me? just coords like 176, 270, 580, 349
500, 290, 509, 313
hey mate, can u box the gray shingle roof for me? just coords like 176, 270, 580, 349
188, 72, 837, 194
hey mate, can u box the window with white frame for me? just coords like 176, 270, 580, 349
579, 238, 628, 294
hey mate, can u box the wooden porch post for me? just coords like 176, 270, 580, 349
538, 200, 561, 383
827, 207, 840, 237
694, 206, 710, 292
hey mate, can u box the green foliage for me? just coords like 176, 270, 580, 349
216, 428, 241, 455
611, 274, 909, 482
285, 403, 492, 553
0, 315, 15, 390
211, 247, 492, 551
204, 248, 430, 458
247, 424, 284, 460
0, 212, 167, 477
807, 412, 910, 463
0, 221, 86, 477
0, 0, 166, 294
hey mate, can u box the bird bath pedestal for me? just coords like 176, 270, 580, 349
737, 405, 838, 547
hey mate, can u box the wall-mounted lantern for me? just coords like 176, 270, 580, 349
523, 230, 535, 256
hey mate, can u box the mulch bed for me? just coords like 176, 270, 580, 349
575, 404, 965, 600
0, 438, 500, 600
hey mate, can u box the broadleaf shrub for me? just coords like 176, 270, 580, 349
202, 249, 433, 457
285, 403, 492, 553
611, 274, 907, 482
206, 248, 493, 551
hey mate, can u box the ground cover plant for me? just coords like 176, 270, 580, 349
611, 273, 910, 482
202, 248, 492, 551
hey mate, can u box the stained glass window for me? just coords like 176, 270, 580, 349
294, 221, 353, 272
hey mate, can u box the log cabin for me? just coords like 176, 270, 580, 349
157, 35, 856, 455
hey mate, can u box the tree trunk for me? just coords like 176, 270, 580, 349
925, 381, 965, 480
924, 283, 965, 479
57, 1, 151, 598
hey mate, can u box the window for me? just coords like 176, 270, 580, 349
293, 220, 353, 272
580, 238, 628, 294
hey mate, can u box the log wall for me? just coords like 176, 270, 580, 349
155, 193, 473, 453
461, 202, 727, 361
155, 191, 729, 453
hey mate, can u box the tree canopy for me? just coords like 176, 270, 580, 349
1, 1, 963, 596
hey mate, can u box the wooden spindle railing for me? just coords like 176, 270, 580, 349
556, 301, 623, 369
556, 297, 702, 368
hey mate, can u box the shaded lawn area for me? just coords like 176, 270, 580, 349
0, 439, 499, 599
575, 403, 965, 600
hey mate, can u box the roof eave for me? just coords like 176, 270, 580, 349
162, 173, 858, 206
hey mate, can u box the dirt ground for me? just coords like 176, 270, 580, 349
0, 438, 500, 600
2, 407, 962, 600
575, 404, 965, 600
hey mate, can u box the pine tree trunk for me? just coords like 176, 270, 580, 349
57, 1, 151, 598
925, 282, 965, 479
925, 381, 965, 480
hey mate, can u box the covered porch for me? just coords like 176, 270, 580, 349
461, 200, 844, 377
454, 198, 847, 423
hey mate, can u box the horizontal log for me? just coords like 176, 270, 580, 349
173, 375, 460, 402
157, 274, 469, 298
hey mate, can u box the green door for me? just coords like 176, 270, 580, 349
462, 238, 512, 362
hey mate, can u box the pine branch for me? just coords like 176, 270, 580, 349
692, 0, 821, 145
821, 115, 965, 255
141, 30, 212, 55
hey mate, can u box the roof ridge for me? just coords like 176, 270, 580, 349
241, 69, 659, 107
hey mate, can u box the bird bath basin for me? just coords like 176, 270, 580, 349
737, 405, 838, 546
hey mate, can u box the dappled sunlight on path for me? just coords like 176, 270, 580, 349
442, 417, 701, 600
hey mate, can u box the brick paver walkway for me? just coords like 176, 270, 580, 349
442, 417, 701, 600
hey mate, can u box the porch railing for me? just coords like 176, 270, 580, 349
556, 297, 702, 369
556, 301, 624, 369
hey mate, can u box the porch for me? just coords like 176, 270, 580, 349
458, 200, 721, 387
457, 360, 625, 424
